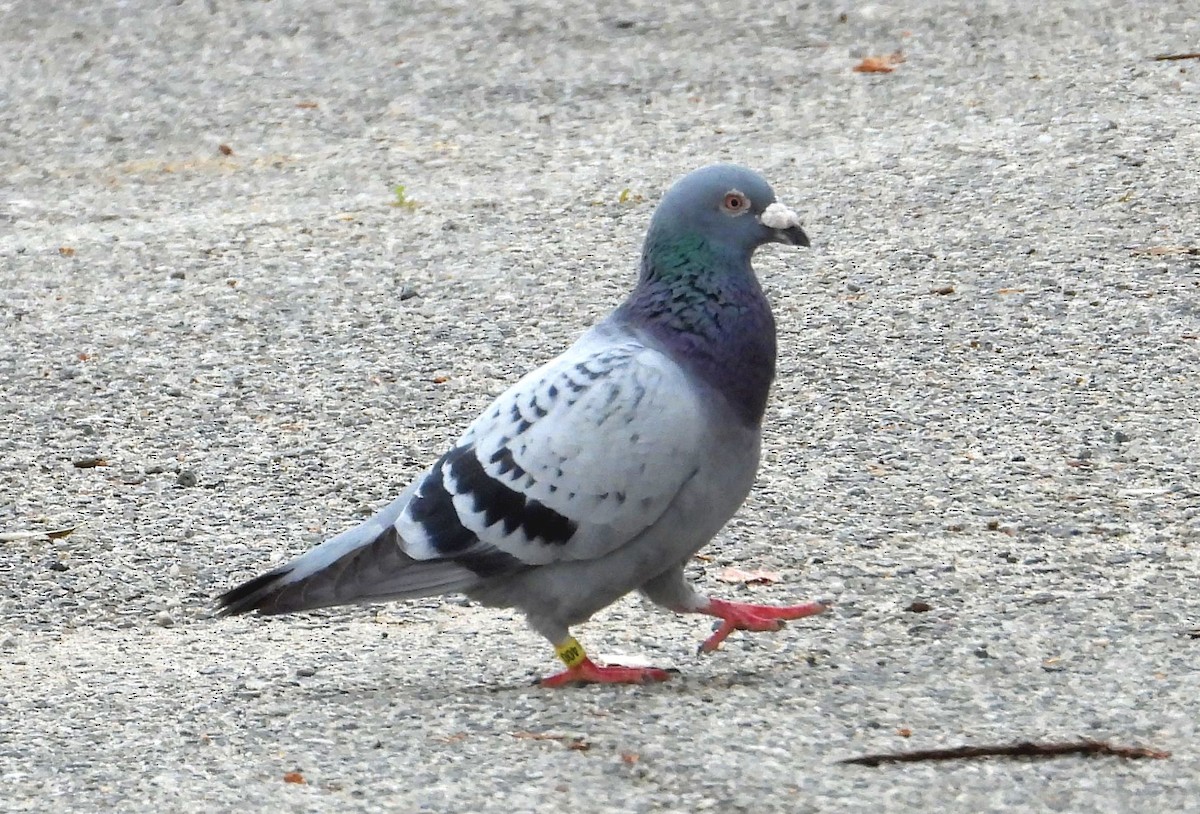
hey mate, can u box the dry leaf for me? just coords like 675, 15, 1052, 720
59, 246, 76, 257
854, 57, 894, 73
218, 144, 233, 156
283, 771, 306, 784
296, 101, 319, 109
716, 567, 781, 585
853, 51, 905, 73
620, 751, 640, 764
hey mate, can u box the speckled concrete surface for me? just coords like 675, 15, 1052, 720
2, 1, 1198, 811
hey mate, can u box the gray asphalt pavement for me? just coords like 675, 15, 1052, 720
2, 1, 1198, 811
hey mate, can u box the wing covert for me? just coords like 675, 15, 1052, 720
395, 331, 707, 568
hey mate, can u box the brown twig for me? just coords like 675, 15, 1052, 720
1130, 246, 1200, 256
841, 740, 1171, 766
1153, 52, 1200, 61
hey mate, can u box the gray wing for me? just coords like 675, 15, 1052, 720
394, 326, 709, 570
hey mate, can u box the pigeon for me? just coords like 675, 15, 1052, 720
217, 163, 825, 686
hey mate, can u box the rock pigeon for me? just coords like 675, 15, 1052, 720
217, 164, 825, 686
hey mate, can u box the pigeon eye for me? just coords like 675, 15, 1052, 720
722, 191, 750, 215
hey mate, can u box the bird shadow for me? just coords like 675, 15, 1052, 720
287, 664, 785, 708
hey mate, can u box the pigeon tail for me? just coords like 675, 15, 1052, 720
217, 524, 480, 616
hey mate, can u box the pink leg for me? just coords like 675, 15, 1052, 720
698, 597, 829, 652
540, 657, 673, 688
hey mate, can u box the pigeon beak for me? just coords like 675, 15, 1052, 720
759, 202, 810, 247
772, 224, 810, 247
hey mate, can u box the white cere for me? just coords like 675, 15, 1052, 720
760, 202, 802, 230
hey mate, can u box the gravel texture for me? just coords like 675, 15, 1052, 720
2, 1, 1198, 811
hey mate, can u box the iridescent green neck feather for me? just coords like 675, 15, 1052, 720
614, 231, 777, 426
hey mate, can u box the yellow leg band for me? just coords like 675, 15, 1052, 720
555, 637, 587, 668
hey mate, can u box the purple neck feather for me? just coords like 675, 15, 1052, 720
613, 235, 777, 426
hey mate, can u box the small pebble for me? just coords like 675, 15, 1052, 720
177, 470, 198, 487
153, 611, 175, 628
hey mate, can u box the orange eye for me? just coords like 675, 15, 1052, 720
722, 191, 750, 214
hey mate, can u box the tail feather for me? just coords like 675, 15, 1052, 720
217, 525, 480, 616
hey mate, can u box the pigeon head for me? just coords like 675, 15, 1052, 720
643, 164, 809, 269
620, 164, 808, 426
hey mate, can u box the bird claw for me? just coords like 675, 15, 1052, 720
539, 657, 674, 688
698, 598, 829, 653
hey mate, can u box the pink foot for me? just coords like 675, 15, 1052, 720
539, 657, 674, 688
699, 598, 829, 652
